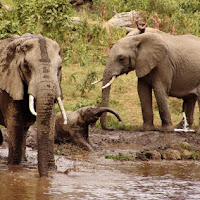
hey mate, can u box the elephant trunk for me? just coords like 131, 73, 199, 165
96, 107, 121, 122
35, 84, 56, 177
100, 74, 112, 129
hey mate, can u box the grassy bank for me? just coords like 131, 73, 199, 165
0, 0, 199, 130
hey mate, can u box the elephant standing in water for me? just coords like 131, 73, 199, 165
97, 32, 200, 132
55, 106, 121, 151
0, 34, 67, 177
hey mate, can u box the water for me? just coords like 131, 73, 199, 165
1, 148, 200, 200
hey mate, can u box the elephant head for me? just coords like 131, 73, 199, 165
55, 106, 121, 151
99, 33, 168, 129
0, 33, 67, 177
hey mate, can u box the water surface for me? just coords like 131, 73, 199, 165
1, 147, 200, 200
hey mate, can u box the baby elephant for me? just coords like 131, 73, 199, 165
55, 106, 121, 151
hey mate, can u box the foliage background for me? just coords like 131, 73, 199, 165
1, 0, 200, 130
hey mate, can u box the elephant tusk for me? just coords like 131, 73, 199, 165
29, 95, 37, 116
57, 97, 68, 125
91, 78, 103, 85
102, 76, 116, 89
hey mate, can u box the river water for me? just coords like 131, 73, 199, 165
1, 147, 200, 200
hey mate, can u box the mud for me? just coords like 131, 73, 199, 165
1, 126, 200, 161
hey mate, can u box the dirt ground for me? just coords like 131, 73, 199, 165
1, 126, 200, 162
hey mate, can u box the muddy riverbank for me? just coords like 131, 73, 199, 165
1, 126, 200, 162
1, 126, 200, 199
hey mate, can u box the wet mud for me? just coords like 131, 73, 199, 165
1, 126, 200, 199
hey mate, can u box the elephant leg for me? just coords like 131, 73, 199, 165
176, 96, 197, 129
137, 79, 155, 131
7, 122, 24, 165
22, 127, 28, 161
7, 103, 25, 165
0, 129, 3, 145
153, 82, 173, 132
197, 94, 200, 134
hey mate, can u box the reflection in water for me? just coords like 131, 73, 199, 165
1, 159, 200, 200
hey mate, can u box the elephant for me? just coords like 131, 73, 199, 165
55, 106, 121, 151
126, 25, 196, 131
0, 33, 67, 177
97, 32, 200, 132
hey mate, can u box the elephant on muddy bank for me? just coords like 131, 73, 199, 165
0, 34, 67, 177
98, 32, 200, 132
55, 106, 121, 151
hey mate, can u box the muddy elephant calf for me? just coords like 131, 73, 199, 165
55, 106, 121, 151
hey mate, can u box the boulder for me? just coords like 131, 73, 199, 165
145, 150, 161, 160
162, 148, 181, 160
105, 11, 142, 28
182, 149, 192, 159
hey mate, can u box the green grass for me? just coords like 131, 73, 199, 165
2, 0, 13, 5
105, 153, 136, 161
1, 0, 200, 130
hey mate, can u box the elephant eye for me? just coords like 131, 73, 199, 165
21, 44, 33, 52
118, 56, 125, 63
24, 60, 29, 69
58, 66, 62, 71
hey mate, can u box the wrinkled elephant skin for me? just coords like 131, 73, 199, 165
55, 106, 121, 151
0, 34, 66, 177
100, 32, 200, 132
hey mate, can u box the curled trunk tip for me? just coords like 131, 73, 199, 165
98, 107, 121, 122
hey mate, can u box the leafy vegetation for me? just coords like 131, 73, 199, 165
105, 153, 136, 161
1, 0, 200, 130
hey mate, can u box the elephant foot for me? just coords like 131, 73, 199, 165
196, 128, 200, 134
102, 127, 114, 131
140, 124, 156, 131
101, 125, 114, 131
160, 125, 174, 132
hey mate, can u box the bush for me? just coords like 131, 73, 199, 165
0, 0, 74, 41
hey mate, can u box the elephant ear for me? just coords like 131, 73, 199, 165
0, 39, 24, 100
134, 33, 168, 78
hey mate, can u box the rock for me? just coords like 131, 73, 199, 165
162, 148, 181, 160
180, 142, 191, 149
145, 150, 161, 160
104, 10, 163, 37
182, 149, 192, 159
105, 11, 142, 28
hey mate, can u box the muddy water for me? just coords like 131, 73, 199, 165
1, 148, 200, 200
